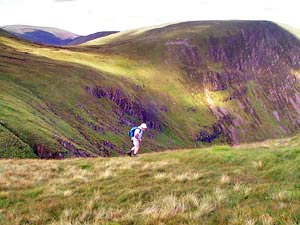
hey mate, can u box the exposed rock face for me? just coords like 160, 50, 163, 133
85, 86, 161, 130
208, 23, 300, 71
166, 21, 300, 144
196, 123, 223, 143
98, 140, 124, 157
165, 39, 202, 66
34, 140, 92, 159
34, 144, 65, 159
58, 139, 91, 157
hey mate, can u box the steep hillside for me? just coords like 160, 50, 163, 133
0, 28, 184, 158
68, 31, 118, 46
0, 21, 300, 158
84, 20, 300, 144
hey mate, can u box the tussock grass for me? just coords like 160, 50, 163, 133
271, 190, 291, 201
142, 194, 186, 219
252, 160, 264, 170
220, 174, 231, 184
142, 188, 226, 221
261, 214, 274, 225
1, 142, 300, 224
141, 158, 179, 170
173, 172, 202, 182
154, 171, 202, 182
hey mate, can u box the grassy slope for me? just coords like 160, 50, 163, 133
0, 34, 98, 156
0, 31, 138, 157
1, 21, 300, 158
0, 25, 217, 157
0, 136, 300, 224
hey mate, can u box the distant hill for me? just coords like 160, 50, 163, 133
1, 25, 117, 46
2, 25, 79, 45
68, 31, 118, 45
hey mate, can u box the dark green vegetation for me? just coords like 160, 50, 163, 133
0, 136, 300, 224
0, 21, 300, 158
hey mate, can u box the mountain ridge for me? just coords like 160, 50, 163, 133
67, 31, 119, 46
0, 20, 300, 158
2, 25, 118, 46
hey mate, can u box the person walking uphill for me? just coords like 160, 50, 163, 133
127, 123, 147, 157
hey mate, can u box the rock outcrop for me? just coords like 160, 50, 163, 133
166, 21, 300, 144
85, 86, 161, 130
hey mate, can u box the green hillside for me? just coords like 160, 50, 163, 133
0, 20, 300, 158
0, 135, 300, 224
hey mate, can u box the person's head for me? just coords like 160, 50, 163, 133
140, 123, 147, 131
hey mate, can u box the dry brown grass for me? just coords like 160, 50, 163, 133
141, 159, 179, 170
154, 171, 202, 182
143, 194, 186, 219
271, 190, 291, 201
252, 160, 264, 170
261, 214, 274, 225
220, 174, 231, 184
142, 187, 227, 221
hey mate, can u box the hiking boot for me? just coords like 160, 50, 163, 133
126, 150, 132, 156
133, 154, 138, 157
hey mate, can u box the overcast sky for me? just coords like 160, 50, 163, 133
0, 0, 299, 35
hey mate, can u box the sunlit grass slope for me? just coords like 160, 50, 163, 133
0, 136, 300, 224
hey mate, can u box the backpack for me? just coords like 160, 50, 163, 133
128, 126, 140, 138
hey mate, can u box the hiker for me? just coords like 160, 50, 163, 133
127, 123, 147, 157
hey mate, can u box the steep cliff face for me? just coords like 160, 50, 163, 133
161, 21, 300, 144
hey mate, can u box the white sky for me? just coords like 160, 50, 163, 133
0, 0, 299, 35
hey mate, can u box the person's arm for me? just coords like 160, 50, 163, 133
134, 129, 141, 141
134, 132, 139, 139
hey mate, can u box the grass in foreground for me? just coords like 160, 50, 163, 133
1, 137, 300, 224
